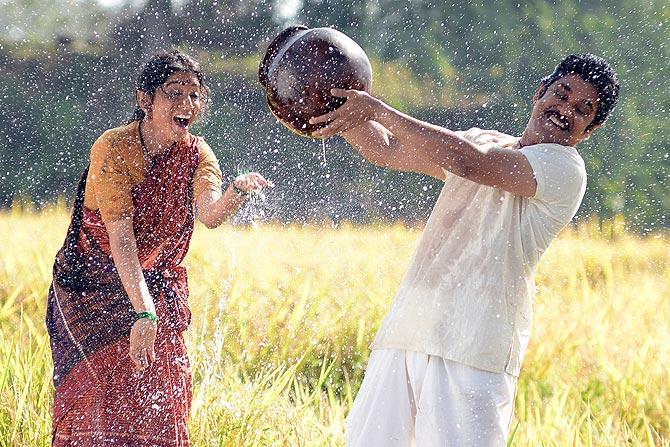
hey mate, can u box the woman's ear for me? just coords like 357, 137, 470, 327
136, 90, 152, 112
136, 90, 153, 120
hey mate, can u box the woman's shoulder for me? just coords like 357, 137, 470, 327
97, 121, 140, 150
90, 121, 143, 170
194, 137, 217, 160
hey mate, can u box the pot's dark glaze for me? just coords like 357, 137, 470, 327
259, 26, 372, 138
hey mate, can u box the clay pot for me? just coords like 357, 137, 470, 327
258, 26, 372, 138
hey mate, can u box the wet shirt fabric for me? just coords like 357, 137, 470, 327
46, 122, 221, 446
370, 128, 587, 376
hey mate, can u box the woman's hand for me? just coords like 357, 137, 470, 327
233, 172, 274, 194
310, 88, 383, 139
129, 318, 157, 371
196, 172, 274, 228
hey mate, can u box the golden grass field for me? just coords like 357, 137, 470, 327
0, 207, 668, 446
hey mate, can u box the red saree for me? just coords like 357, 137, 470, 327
46, 135, 201, 446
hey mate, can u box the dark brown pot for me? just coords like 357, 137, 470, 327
258, 26, 373, 138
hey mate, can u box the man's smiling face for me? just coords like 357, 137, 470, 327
524, 73, 601, 147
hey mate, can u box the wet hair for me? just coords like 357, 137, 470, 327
130, 49, 210, 122
540, 53, 620, 131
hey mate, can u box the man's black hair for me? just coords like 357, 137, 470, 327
540, 54, 620, 130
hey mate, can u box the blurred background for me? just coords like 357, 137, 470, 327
0, 0, 667, 230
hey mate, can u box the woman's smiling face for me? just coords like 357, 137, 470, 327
141, 71, 203, 144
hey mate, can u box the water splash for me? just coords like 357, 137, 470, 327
321, 138, 327, 167
232, 187, 277, 227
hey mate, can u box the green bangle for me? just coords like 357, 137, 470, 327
135, 311, 158, 323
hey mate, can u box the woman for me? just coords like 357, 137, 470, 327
46, 50, 270, 446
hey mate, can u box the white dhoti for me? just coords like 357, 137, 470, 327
346, 349, 517, 447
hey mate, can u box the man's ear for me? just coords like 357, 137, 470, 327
581, 122, 601, 142
532, 83, 547, 103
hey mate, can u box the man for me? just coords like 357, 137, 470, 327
310, 54, 619, 446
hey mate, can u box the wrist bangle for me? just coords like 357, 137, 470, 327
232, 183, 249, 197
135, 311, 158, 323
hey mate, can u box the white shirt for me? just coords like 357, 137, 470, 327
370, 128, 587, 376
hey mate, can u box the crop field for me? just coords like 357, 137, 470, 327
0, 208, 668, 446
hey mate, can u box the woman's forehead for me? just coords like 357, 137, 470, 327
164, 71, 200, 87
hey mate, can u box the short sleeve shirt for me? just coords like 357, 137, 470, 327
370, 128, 587, 376
83, 121, 223, 223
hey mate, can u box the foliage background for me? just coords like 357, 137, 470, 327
0, 0, 668, 229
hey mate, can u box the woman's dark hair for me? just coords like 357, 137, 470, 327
540, 53, 620, 131
130, 49, 210, 122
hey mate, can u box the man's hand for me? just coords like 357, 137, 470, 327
310, 89, 382, 139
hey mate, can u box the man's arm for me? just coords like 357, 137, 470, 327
312, 89, 537, 197
341, 121, 446, 180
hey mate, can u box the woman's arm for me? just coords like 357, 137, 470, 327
195, 183, 246, 229
106, 218, 157, 371
195, 173, 271, 229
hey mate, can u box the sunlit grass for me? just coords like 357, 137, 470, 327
0, 208, 668, 446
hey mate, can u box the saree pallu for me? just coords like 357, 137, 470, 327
46, 136, 201, 446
